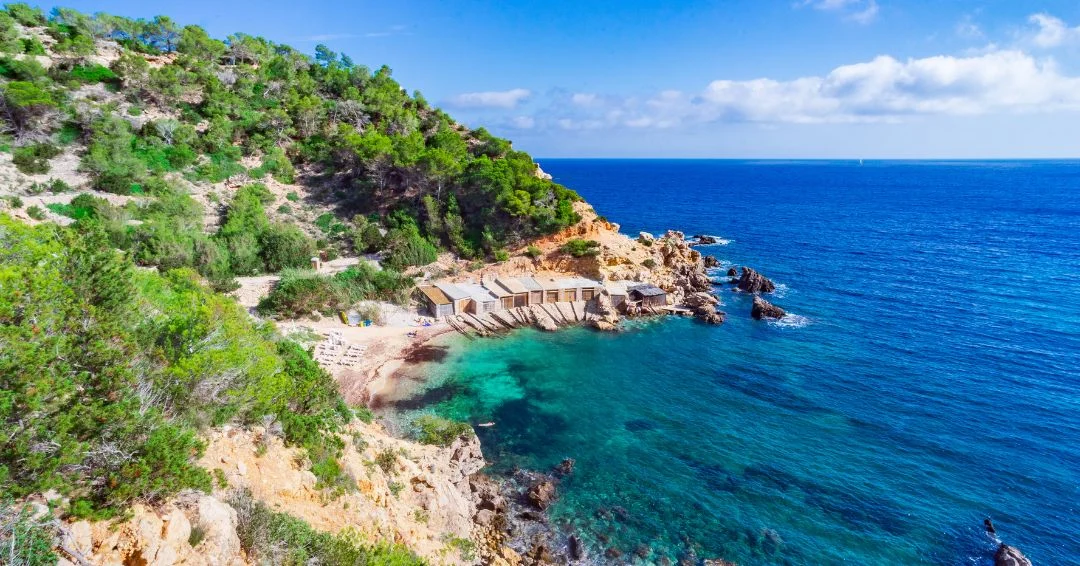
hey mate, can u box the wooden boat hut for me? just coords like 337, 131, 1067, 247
519, 276, 544, 305
571, 277, 604, 301
538, 278, 562, 303
482, 278, 515, 309
628, 284, 668, 308
604, 280, 629, 307
495, 277, 530, 307
417, 285, 453, 318
434, 282, 471, 314
458, 283, 502, 314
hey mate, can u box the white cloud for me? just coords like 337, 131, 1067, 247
445, 88, 531, 109
800, 0, 879, 24
540, 50, 1080, 129
571, 93, 598, 106
1029, 13, 1080, 48
956, 15, 983, 40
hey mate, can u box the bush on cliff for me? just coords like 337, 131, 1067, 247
411, 415, 474, 447
230, 488, 423, 566
0, 216, 352, 518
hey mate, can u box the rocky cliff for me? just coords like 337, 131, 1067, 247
45, 422, 502, 565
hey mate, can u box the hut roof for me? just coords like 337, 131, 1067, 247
518, 276, 543, 291
569, 277, 603, 289
481, 279, 512, 297
457, 283, 499, 303
537, 278, 562, 291
418, 285, 451, 305
435, 282, 470, 301
604, 281, 630, 295
629, 283, 666, 297
495, 277, 529, 295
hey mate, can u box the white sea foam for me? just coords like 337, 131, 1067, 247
772, 283, 790, 299
768, 313, 810, 329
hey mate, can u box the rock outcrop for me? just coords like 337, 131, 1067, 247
692, 234, 718, 245
751, 296, 786, 320
684, 291, 726, 325
736, 266, 776, 293
526, 480, 557, 510
703, 255, 720, 268
994, 544, 1033, 566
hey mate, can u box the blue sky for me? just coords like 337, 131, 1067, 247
48, 0, 1080, 157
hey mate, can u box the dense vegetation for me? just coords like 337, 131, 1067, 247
0, 215, 356, 519
0, 3, 582, 291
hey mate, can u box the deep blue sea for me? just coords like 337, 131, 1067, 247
386, 160, 1080, 565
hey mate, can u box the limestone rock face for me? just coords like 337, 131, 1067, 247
994, 544, 1033, 566
737, 267, 776, 294
751, 296, 785, 320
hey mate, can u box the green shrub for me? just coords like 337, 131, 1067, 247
69, 64, 118, 84
0, 501, 58, 565
12, 143, 60, 174
25, 204, 45, 219
5, 195, 22, 208
259, 223, 316, 272
285, 191, 299, 202
493, 249, 509, 262
412, 414, 473, 447
48, 178, 72, 192
375, 450, 397, 474
642, 258, 657, 269
354, 406, 375, 424
525, 244, 542, 258
561, 238, 601, 258
20, 37, 44, 55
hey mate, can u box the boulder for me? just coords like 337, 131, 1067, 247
693, 235, 718, 245
751, 296, 785, 320
526, 480, 557, 510
703, 255, 720, 268
726, 267, 737, 277
638, 231, 655, 243
994, 544, 1033, 566
736, 267, 776, 293
683, 292, 719, 309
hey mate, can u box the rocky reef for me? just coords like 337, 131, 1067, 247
735, 267, 777, 294
994, 543, 1033, 566
751, 296, 786, 320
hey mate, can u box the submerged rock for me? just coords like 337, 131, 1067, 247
994, 544, 1033, 566
568, 535, 585, 560
736, 267, 776, 294
553, 458, 575, 477
751, 296, 785, 320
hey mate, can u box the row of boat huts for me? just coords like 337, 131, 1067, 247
417, 276, 667, 318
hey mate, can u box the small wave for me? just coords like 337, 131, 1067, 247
772, 283, 789, 299
768, 313, 810, 329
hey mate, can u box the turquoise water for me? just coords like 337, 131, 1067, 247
384, 161, 1080, 565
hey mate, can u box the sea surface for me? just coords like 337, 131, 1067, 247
382, 160, 1080, 565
